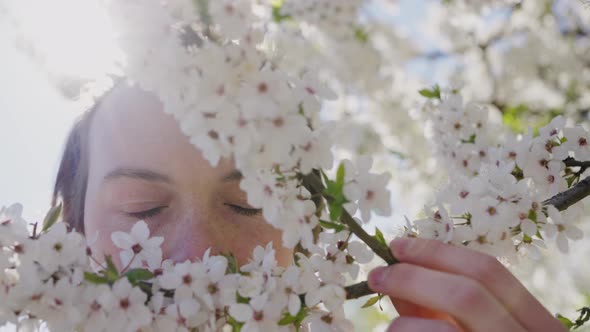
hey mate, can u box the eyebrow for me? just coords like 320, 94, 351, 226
103, 167, 173, 184
221, 170, 243, 182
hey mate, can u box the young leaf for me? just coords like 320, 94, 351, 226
361, 294, 383, 308
84, 272, 110, 285
278, 307, 309, 326
418, 85, 441, 100
337, 163, 345, 184
354, 27, 369, 43
227, 314, 244, 332
125, 268, 154, 284
103, 255, 119, 282
323, 163, 349, 221
328, 202, 343, 221
222, 252, 239, 274
42, 203, 62, 232
556, 314, 574, 329
460, 134, 476, 144
278, 313, 297, 325
319, 220, 347, 232
271, 0, 291, 22
374, 227, 387, 248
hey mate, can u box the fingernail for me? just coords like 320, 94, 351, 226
390, 237, 411, 258
368, 266, 388, 287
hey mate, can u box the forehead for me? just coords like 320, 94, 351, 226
87, 83, 230, 180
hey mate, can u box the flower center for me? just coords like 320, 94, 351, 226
132, 243, 143, 254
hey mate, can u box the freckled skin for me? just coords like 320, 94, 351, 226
83, 84, 291, 268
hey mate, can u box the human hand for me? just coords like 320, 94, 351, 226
367, 238, 567, 332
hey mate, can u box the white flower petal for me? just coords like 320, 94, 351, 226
229, 303, 253, 322
111, 232, 134, 250
556, 233, 569, 253
288, 294, 301, 317
130, 220, 150, 242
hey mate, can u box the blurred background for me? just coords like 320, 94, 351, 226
1, 0, 589, 330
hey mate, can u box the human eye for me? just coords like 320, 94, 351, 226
224, 203, 262, 217
125, 206, 168, 220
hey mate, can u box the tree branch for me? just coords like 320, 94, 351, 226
345, 280, 372, 300
301, 171, 398, 265
543, 175, 590, 211
344, 157, 590, 300
563, 157, 590, 169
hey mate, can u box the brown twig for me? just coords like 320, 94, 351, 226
543, 175, 590, 211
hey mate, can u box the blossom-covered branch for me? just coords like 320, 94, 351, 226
544, 173, 590, 211
301, 171, 397, 265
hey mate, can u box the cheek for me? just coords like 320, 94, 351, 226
84, 186, 142, 269
224, 222, 293, 267
84, 208, 129, 268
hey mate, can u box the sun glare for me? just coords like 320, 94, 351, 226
3, 0, 121, 81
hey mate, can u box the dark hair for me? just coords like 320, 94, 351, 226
51, 104, 98, 233
52, 81, 122, 233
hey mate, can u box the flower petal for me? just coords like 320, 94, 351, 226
229, 303, 252, 322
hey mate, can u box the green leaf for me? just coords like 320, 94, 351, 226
278, 313, 297, 325
374, 227, 387, 248
328, 203, 343, 221
502, 104, 529, 134
511, 165, 524, 181
502, 104, 564, 135
336, 163, 345, 189
42, 203, 62, 233
236, 293, 250, 304
361, 294, 384, 308
522, 234, 532, 244
354, 27, 369, 43
84, 272, 110, 285
278, 306, 309, 326
460, 134, 476, 144
271, 0, 291, 22
125, 268, 154, 284
103, 255, 119, 282
418, 85, 441, 100
227, 314, 244, 332
527, 209, 538, 223
319, 220, 347, 232
557, 314, 574, 329
222, 252, 239, 274
566, 175, 577, 188
323, 163, 349, 221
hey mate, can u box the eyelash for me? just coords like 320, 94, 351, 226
224, 203, 262, 217
126, 204, 261, 220
126, 206, 167, 220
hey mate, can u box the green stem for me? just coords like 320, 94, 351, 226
301, 171, 398, 266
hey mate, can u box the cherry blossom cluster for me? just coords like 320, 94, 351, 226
106, 0, 393, 250
0, 1, 396, 330
407, 87, 587, 259
0, 200, 379, 331
2, 0, 590, 330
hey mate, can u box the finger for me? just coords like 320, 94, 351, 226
391, 298, 463, 330
368, 263, 526, 332
389, 238, 565, 331
392, 298, 453, 321
386, 316, 460, 332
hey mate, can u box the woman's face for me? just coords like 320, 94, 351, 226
83, 84, 291, 267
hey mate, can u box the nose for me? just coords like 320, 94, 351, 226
162, 211, 214, 263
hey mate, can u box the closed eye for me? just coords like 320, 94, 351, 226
126, 206, 168, 220
224, 203, 262, 217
